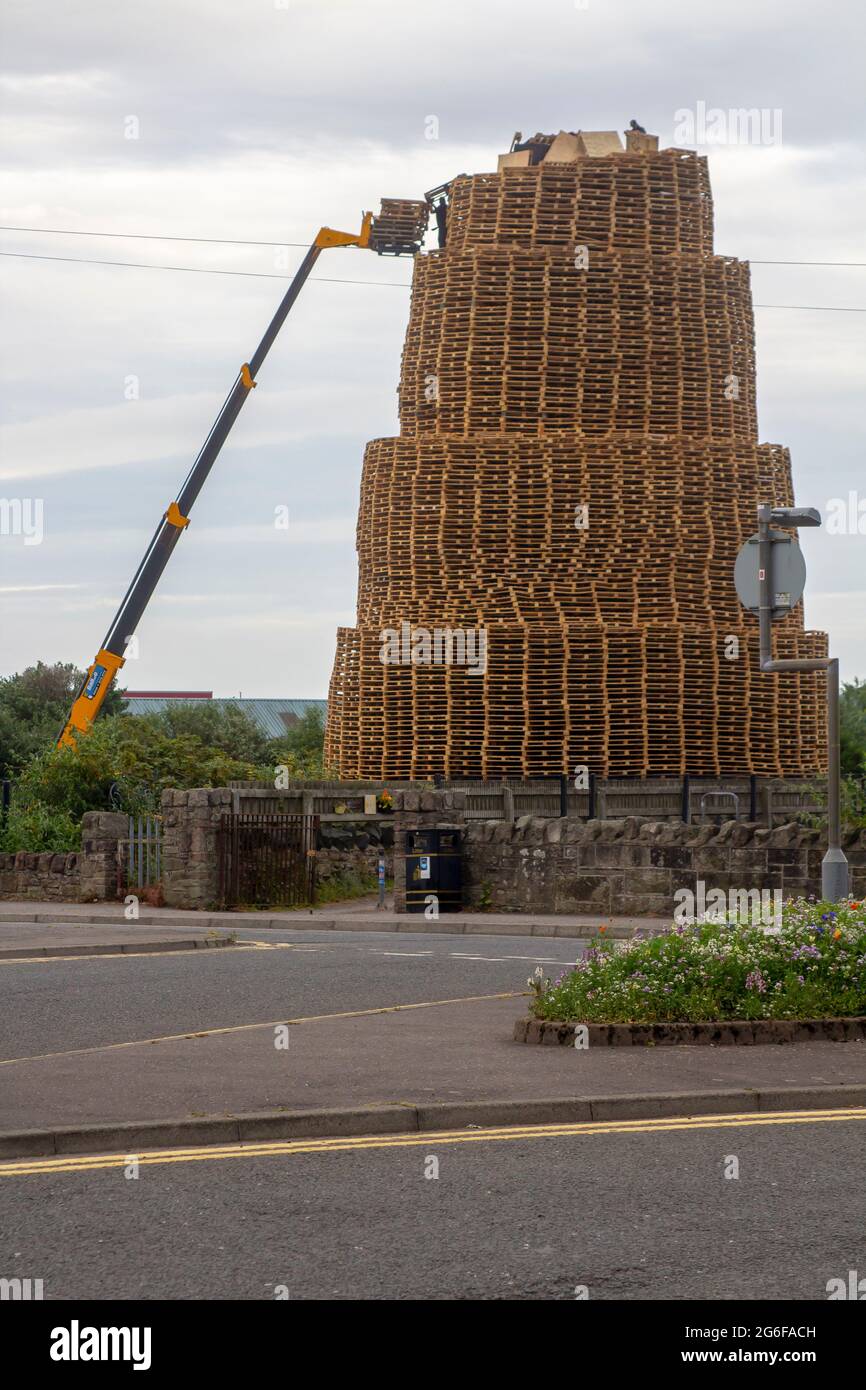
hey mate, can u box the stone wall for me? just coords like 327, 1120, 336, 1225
461, 817, 866, 915
79, 812, 127, 901
0, 811, 127, 903
4, 789, 858, 918
161, 788, 232, 910
0, 849, 81, 901
160, 790, 398, 909
317, 820, 394, 893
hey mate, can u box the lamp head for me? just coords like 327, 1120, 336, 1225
758, 504, 821, 528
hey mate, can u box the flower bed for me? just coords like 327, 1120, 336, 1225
530, 899, 866, 1024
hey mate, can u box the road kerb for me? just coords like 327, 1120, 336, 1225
0, 938, 235, 961
1, 1085, 864, 1161
0, 906, 665, 940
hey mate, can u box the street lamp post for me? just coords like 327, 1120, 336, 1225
736, 504, 848, 902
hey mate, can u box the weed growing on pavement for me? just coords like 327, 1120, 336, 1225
531, 898, 866, 1023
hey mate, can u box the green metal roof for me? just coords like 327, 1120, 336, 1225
122, 696, 326, 739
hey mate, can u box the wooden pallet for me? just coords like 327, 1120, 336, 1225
369, 199, 429, 255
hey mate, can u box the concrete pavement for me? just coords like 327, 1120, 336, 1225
0, 926, 574, 1055
0, 920, 235, 959
0, 896, 670, 938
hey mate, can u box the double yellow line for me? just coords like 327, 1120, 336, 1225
1, 1108, 863, 1178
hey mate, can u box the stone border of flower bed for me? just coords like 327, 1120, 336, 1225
514, 1016, 866, 1046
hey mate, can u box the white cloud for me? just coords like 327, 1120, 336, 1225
0, 582, 81, 593
0, 387, 386, 481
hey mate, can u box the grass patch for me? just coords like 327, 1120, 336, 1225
530, 898, 866, 1024
216, 876, 389, 912
314, 873, 391, 905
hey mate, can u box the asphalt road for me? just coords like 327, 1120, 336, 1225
0, 925, 580, 1057
1, 1113, 863, 1300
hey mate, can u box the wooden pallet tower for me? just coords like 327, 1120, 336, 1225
325, 128, 828, 778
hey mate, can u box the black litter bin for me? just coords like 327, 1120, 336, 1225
405, 827, 463, 913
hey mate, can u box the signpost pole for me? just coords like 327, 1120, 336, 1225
824, 656, 848, 901
750, 505, 848, 902
377, 850, 386, 910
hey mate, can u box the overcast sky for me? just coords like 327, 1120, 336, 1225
1, 0, 864, 697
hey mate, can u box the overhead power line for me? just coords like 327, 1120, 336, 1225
753, 303, 866, 313
1, 225, 865, 269
0, 223, 310, 249
750, 259, 866, 267
0, 249, 410, 288
3, 250, 866, 311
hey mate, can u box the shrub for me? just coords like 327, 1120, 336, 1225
15, 715, 267, 822
0, 800, 81, 853
3, 714, 273, 851
803, 774, 866, 833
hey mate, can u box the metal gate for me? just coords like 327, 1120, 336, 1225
118, 815, 162, 891
217, 813, 318, 908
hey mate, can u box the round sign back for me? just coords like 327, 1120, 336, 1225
734, 528, 807, 621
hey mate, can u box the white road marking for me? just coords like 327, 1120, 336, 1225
231, 935, 585, 963
447, 952, 574, 963
379, 951, 435, 957
501, 954, 575, 963
449, 954, 505, 961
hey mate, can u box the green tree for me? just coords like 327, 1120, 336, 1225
11, 715, 268, 831
841, 678, 866, 776
267, 706, 326, 779
0, 661, 125, 778
142, 701, 272, 765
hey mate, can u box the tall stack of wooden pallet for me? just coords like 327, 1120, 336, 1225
325, 134, 828, 779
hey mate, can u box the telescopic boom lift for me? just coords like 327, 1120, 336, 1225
58, 212, 389, 748
59, 192, 434, 748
